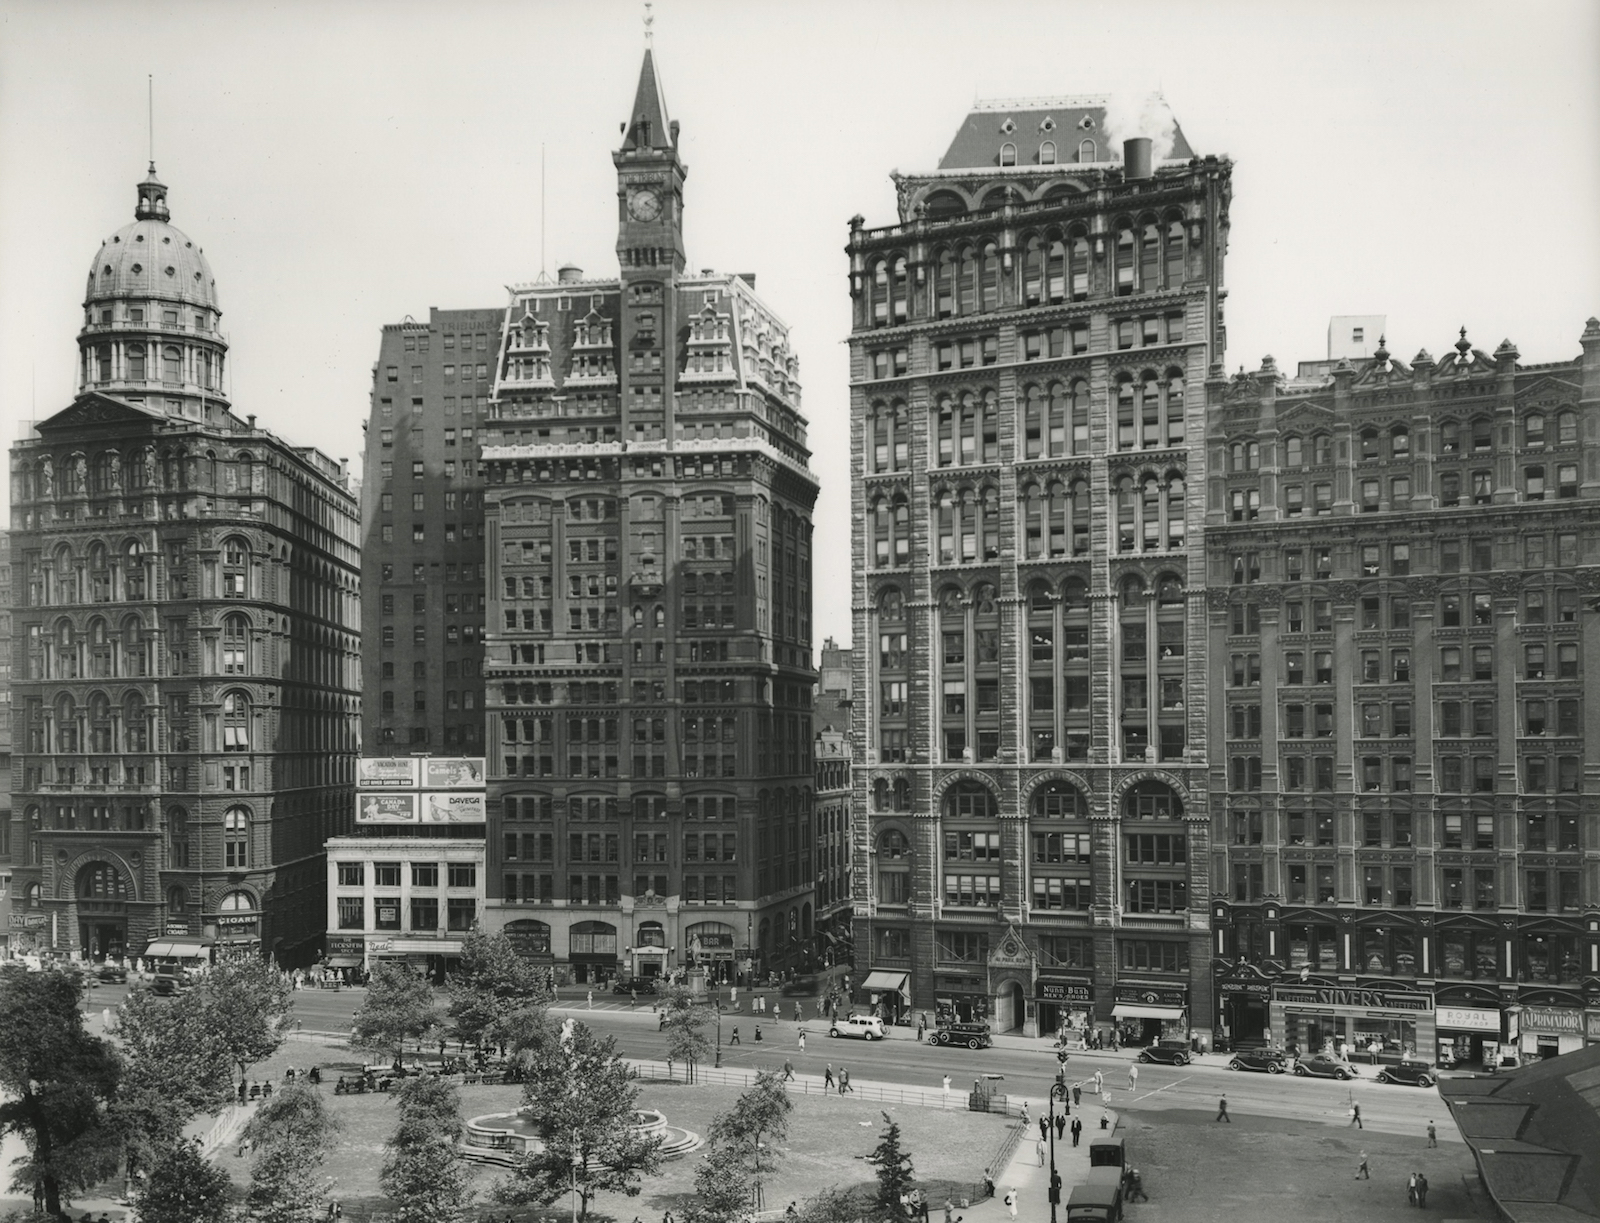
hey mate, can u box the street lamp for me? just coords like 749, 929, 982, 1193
714, 997, 723, 1069
1047, 1075, 1070, 1223
570, 1133, 583, 1223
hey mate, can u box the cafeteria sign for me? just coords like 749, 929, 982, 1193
1275, 985, 1432, 1011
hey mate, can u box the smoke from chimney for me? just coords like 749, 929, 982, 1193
1104, 91, 1177, 164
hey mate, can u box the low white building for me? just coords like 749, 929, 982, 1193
325, 835, 486, 979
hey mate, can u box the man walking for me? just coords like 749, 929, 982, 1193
1426, 1120, 1437, 1148
1055, 1113, 1066, 1140
1070, 1115, 1082, 1148
1038, 1115, 1049, 1142
824, 1063, 835, 1091
1416, 1174, 1429, 1207
1349, 1101, 1363, 1129
1003, 1188, 1017, 1220
1407, 1172, 1418, 1206
1217, 1093, 1231, 1122
729, 1026, 741, 1045
1093, 1069, 1104, 1096
798, 1030, 807, 1054
782, 1059, 795, 1082
840, 1066, 853, 1093
1127, 1063, 1139, 1092
917, 1015, 927, 1042
1072, 1083, 1082, 1107
942, 1074, 951, 1108
1355, 1151, 1370, 1180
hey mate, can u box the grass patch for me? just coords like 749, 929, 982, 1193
221, 1043, 1011, 1221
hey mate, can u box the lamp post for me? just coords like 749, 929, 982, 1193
714, 997, 723, 1068
1047, 1077, 1069, 1223
570, 1132, 582, 1223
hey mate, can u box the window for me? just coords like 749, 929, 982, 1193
223, 807, 250, 868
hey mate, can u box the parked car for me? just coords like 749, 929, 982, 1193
150, 972, 185, 997
1227, 1048, 1289, 1074
1293, 1054, 1358, 1081
930, 1022, 993, 1050
96, 962, 129, 984
1137, 1040, 1192, 1066
829, 1014, 886, 1041
1375, 1061, 1437, 1088
610, 977, 657, 996
780, 973, 820, 997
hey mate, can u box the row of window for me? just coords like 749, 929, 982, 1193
1226, 643, 1581, 686
336, 895, 477, 930
880, 873, 1189, 913
1226, 413, 1580, 473
1229, 807, 1580, 850
1229, 922, 1583, 984
1228, 697, 1583, 740
1228, 534, 1585, 586
872, 929, 1183, 975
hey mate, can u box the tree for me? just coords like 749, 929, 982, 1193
445, 928, 550, 1053
798, 1185, 866, 1223
707, 1069, 792, 1209
110, 985, 235, 1179
195, 958, 296, 1081
680, 1136, 752, 1223
380, 1076, 472, 1223
242, 1083, 337, 1223
494, 1019, 663, 1219
0, 966, 121, 1218
351, 960, 437, 1068
658, 981, 711, 1083
133, 1138, 234, 1223
867, 1112, 917, 1223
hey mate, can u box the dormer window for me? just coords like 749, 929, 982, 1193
1040, 141, 1057, 165
1000, 142, 1017, 167
1000, 118, 1016, 134
1078, 139, 1097, 163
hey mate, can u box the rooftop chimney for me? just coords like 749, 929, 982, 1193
246, 414, 256, 429
557, 264, 584, 284
1123, 137, 1152, 181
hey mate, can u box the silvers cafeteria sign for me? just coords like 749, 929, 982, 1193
1276, 985, 1432, 1011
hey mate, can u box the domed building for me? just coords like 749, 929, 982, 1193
6, 164, 363, 969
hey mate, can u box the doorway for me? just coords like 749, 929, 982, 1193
994, 980, 1024, 1033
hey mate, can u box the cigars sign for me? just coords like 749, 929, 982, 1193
1275, 985, 1432, 1012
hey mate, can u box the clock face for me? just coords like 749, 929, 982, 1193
628, 188, 662, 222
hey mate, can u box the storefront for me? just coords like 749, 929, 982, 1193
210, 891, 261, 963
1035, 977, 1093, 1039
1587, 1011, 1600, 1048
1434, 1005, 1501, 1069
629, 919, 668, 979
1111, 984, 1189, 1045
861, 970, 911, 1025
935, 974, 989, 1026
1518, 1005, 1585, 1059
1215, 964, 1276, 1047
1271, 984, 1435, 1063
373, 937, 464, 981
324, 936, 365, 973
571, 920, 620, 985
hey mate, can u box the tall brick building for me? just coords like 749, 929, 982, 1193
6, 165, 361, 966
846, 102, 1232, 1037
1207, 322, 1600, 1062
478, 50, 820, 984
359, 309, 502, 754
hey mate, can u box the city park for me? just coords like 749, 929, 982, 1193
0, 931, 1011, 1223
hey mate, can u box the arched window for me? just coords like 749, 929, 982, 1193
219, 890, 254, 913
1078, 138, 1097, 163
123, 540, 145, 599
1360, 428, 1380, 461
944, 780, 997, 819
222, 691, 250, 751
1125, 780, 1182, 819
162, 345, 181, 383
121, 615, 147, 677
127, 343, 146, 380
1313, 434, 1333, 465
890, 257, 908, 325
935, 249, 955, 317
124, 692, 148, 752
54, 621, 78, 680
1140, 222, 1160, 292
958, 247, 978, 315
870, 259, 889, 327
223, 613, 249, 674
168, 884, 187, 914
168, 813, 192, 870
88, 618, 111, 677
999, 142, 1017, 167
1040, 140, 1057, 165
224, 807, 250, 868
1114, 225, 1136, 295
1557, 411, 1578, 445
1070, 380, 1090, 454
88, 692, 112, 753
222, 537, 249, 597
1046, 235, 1067, 302
1116, 377, 1136, 449
1069, 233, 1090, 299
1165, 219, 1185, 287
77, 863, 127, 900
1022, 237, 1044, 305
87, 542, 110, 602
980, 243, 1001, 312
1390, 425, 1411, 458
1032, 782, 1087, 818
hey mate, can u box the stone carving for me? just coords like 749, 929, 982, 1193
1328, 581, 1360, 606
1205, 587, 1232, 611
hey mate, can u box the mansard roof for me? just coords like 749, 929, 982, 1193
937, 96, 1195, 172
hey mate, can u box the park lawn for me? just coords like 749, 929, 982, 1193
221, 1046, 1012, 1222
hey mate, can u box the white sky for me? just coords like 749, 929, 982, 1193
2, 0, 1597, 647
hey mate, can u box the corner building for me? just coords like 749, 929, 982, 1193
7, 167, 361, 966
480, 51, 820, 984
1207, 324, 1600, 1062
847, 102, 1231, 1038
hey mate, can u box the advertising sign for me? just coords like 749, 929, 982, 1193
357, 793, 419, 823
1037, 979, 1094, 1004
423, 758, 487, 790
1435, 1007, 1500, 1032
358, 758, 420, 789
1520, 1007, 1583, 1035
504, 923, 552, 956
1114, 984, 1189, 1009
422, 792, 487, 823
1274, 985, 1432, 1012
327, 937, 365, 958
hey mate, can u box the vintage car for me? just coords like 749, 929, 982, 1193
1374, 1061, 1437, 1088
1292, 1053, 1359, 1080
829, 1014, 886, 1041
1227, 1048, 1290, 1074
1137, 1039, 1192, 1066
929, 1022, 993, 1049
610, 977, 658, 996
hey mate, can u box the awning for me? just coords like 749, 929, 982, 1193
325, 955, 363, 968
862, 971, 910, 995
1112, 1004, 1186, 1021
388, 939, 463, 955
144, 940, 207, 959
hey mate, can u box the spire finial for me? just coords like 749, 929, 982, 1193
148, 75, 153, 166
643, 1, 654, 48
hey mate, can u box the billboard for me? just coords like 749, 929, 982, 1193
423, 758, 487, 790
358, 758, 420, 789
356, 793, 419, 823
422, 792, 487, 823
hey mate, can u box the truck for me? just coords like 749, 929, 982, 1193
1065, 1167, 1124, 1222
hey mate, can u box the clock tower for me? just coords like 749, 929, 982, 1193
615, 48, 686, 445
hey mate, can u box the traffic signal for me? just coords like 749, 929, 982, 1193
1056, 1049, 1069, 1065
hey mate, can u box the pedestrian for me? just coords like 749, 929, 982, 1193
840, 1067, 853, 1093
942, 1074, 952, 1107
631, 988, 637, 1007
667, 1056, 674, 1080
798, 1030, 806, 1053
755, 1024, 764, 1042
1038, 1116, 1049, 1142
237, 1135, 252, 1158
944, 1199, 954, 1223
1099, 1109, 1109, 1130
1004, 1187, 1017, 1220
794, 1001, 801, 1023
1070, 1116, 1082, 1147
1408, 1172, 1418, 1207
1093, 1069, 1103, 1095
1217, 1094, 1230, 1122
784, 1203, 798, 1222
1073, 1082, 1082, 1106
1020, 1102, 1029, 1128
1355, 1151, 1370, 1180
438, 1038, 447, 1060
1369, 1039, 1381, 1065
982, 1169, 995, 1199
917, 1015, 927, 1042
1128, 1064, 1139, 1092
1036, 1138, 1046, 1166
1126, 1169, 1148, 1202
1416, 1174, 1429, 1207
1349, 1101, 1363, 1129
1055, 1113, 1066, 1140
238, 1080, 247, 1105
1426, 1120, 1437, 1148
824, 1063, 835, 1091
730, 1026, 741, 1045
587, 989, 594, 1009
783, 1059, 796, 1081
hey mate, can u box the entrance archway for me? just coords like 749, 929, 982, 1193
75, 861, 129, 962
994, 978, 1025, 1033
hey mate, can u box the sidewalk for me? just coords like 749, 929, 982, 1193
987, 1098, 1122, 1221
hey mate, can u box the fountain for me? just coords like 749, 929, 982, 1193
461, 1107, 702, 1167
